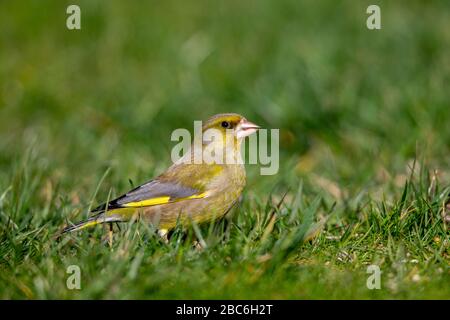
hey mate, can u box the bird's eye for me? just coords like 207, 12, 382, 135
221, 121, 230, 128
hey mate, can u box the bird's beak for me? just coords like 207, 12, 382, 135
236, 118, 260, 139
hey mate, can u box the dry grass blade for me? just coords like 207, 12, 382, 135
261, 189, 290, 242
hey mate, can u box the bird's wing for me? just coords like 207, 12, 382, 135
92, 180, 206, 212
92, 163, 224, 213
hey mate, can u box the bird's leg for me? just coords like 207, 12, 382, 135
158, 229, 169, 244
108, 223, 113, 249
193, 240, 204, 251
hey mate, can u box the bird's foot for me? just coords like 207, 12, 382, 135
158, 229, 169, 244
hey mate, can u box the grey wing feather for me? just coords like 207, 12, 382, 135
92, 180, 199, 212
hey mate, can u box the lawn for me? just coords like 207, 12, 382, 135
0, 0, 449, 299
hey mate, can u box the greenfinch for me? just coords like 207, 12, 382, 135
62, 113, 260, 236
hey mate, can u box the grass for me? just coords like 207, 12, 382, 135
0, 0, 449, 299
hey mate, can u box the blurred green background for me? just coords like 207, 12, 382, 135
0, 1, 449, 299
1, 0, 449, 184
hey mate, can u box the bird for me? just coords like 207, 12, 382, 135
61, 113, 260, 239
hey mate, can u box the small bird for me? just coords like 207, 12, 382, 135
62, 113, 260, 238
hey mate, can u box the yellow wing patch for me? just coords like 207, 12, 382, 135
72, 220, 100, 231
123, 196, 171, 207
183, 192, 208, 200
122, 192, 207, 208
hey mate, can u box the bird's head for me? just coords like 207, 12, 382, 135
202, 113, 260, 144
179, 113, 260, 165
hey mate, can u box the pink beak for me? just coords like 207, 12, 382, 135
237, 118, 260, 139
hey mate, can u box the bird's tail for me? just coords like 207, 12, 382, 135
61, 214, 118, 234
